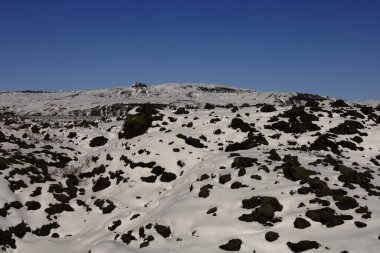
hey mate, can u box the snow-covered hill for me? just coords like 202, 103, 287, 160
0, 84, 379, 253
0, 83, 299, 116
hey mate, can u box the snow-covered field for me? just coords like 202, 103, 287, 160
0, 84, 379, 252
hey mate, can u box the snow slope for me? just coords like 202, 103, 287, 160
0, 84, 379, 253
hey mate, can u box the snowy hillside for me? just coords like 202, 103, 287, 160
0, 83, 295, 116
0, 84, 379, 253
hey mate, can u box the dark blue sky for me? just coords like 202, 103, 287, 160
1, 0, 379, 100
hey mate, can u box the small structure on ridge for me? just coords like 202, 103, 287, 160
132, 82, 147, 89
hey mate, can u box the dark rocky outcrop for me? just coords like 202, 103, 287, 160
33, 222, 60, 236
260, 104, 277, 112
89, 136, 108, 147
293, 217, 311, 229
309, 134, 341, 155
239, 196, 283, 226
265, 231, 279, 242
219, 239, 242, 251
141, 175, 157, 183
281, 155, 317, 181
264, 106, 320, 134
121, 231, 136, 245
331, 99, 349, 107
119, 104, 163, 139
199, 184, 213, 198
288, 93, 325, 105
160, 172, 177, 182
305, 207, 352, 228
334, 165, 377, 195
94, 199, 116, 214
229, 118, 252, 132
108, 220, 121, 231
335, 196, 359, 210
329, 120, 364, 135
154, 224, 171, 238
287, 240, 320, 252
92, 177, 111, 192
174, 107, 189, 114
268, 149, 281, 161
177, 134, 205, 148
219, 174, 232, 184
25, 201, 41, 210
231, 157, 258, 169
225, 132, 268, 152
45, 203, 74, 216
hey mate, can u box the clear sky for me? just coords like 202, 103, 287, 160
1, 0, 379, 100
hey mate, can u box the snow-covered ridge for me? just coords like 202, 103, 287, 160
0, 83, 296, 115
